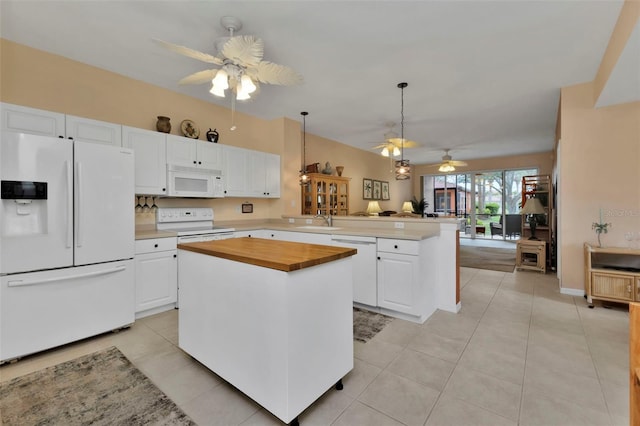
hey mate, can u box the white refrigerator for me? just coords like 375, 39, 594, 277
0, 132, 135, 363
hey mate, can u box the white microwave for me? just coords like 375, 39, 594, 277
166, 164, 225, 198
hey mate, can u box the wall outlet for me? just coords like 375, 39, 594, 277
235, 206, 241, 213
288, 218, 295, 224
306, 218, 313, 224
394, 222, 405, 229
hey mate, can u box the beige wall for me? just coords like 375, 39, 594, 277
558, 83, 640, 290
0, 39, 413, 223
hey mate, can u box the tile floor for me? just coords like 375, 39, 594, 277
0, 267, 630, 426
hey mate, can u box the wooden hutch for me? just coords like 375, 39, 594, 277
301, 173, 350, 216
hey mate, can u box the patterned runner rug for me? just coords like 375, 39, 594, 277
0, 346, 195, 426
459, 245, 516, 273
353, 307, 394, 343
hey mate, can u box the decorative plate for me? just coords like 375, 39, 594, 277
180, 119, 200, 139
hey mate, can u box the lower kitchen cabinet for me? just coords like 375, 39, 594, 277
376, 238, 434, 321
135, 237, 177, 318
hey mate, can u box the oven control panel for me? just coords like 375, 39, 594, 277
156, 207, 214, 223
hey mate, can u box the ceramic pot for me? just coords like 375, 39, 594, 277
206, 128, 219, 143
335, 166, 344, 176
156, 116, 171, 133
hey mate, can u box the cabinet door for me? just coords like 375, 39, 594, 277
591, 272, 634, 301
264, 153, 281, 198
135, 250, 177, 313
197, 142, 223, 170
122, 126, 167, 195
247, 150, 267, 197
377, 252, 420, 315
166, 134, 197, 167
66, 115, 122, 146
1, 102, 65, 138
223, 145, 249, 196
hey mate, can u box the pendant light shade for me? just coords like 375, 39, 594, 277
299, 111, 309, 185
395, 82, 411, 180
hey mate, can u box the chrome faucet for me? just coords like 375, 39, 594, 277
315, 214, 333, 227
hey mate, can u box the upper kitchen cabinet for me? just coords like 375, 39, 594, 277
65, 115, 122, 146
223, 146, 280, 198
122, 126, 167, 195
1, 102, 65, 138
166, 135, 223, 170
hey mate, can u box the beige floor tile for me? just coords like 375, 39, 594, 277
523, 362, 607, 412
526, 340, 598, 379
133, 345, 194, 379
456, 297, 490, 321
600, 379, 629, 421
386, 348, 455, 391
475, 316, 530, 341
353, 339, 403, 369
519, 388, 611, 426
528, 323, 590, 352
333, 401, 404, 426
180, 381, 261, 426
148, 358, 223, 406
110, 322, 176, 361
373, 318, 421, 347
442, 365, 522, 421
468, 326, 528, 359
407, 328, 468, 363
239, 408, 284, 425
457, 340, 526, 385
341, 358, 382, 398
358, 370, 440, 426
297, 386, 354, 425
425, 394, 517, 426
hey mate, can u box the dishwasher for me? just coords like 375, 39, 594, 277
331, 235, 377, 306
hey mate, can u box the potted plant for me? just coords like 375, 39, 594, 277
411, 197, 428, 217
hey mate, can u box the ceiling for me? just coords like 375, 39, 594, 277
1, 1, 634, 165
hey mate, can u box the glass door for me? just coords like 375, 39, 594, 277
474, 172, 502, 238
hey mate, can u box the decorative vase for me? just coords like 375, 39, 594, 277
335, 166, 344, 176
156, 116, 171, 133
322, 161, 333, 175
206, 128, 219, 143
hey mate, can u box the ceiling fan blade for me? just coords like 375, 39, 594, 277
221, 35, 264, 67
451, 160, 468, 166
371, 143, 389, 149
248, 61, 303, 86
153, 39, 223, 65
178, 69, 218, 85
387, 138, 419, 148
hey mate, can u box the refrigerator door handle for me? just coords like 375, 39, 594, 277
75, 161, 83, 247
66, 160, 73, 248
7, 265, 127, 287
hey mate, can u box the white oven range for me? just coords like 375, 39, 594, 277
156, 207, 235, 243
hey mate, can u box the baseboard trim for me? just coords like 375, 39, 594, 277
560, 287, 584, 297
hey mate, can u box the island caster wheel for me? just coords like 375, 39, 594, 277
289, 417, 299, 426
588, 305, 594, 309
584, 294, 588, 299
335, 379, 343, 391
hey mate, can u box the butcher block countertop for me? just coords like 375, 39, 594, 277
178, 237, 357, 272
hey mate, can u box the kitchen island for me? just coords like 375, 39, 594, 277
177, 237, 356, 425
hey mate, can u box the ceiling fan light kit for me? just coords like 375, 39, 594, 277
156, 15, 301, 130
395, 82, 411, 180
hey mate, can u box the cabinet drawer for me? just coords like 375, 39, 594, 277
591, 272, 634, 301
135, 237, 177, 254
377, 238, 419, 255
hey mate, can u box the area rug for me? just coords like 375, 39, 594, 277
0, 346, 195, 426
353, 307, 394, 343
459, 245, 516, 273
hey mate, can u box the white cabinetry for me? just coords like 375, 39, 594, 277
332, 235, 377, 306
1, 102, 66, 138
65, 115, 122, 146
223, 146, 280, 198
166, 134, 223, 170
123, 126, 167, 195
234, 230, 265, 238
377, 238, 428, 317
134, 237, 177, 318
264, 230, 332, 245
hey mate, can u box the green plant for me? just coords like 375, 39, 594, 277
485, 202, 500, 215
411, 197, 428, 217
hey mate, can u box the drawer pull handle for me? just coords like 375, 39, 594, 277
154, 244, 158, 248
394, 245, 398, 249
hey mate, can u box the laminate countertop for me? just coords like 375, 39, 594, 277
178, 237, 357, 272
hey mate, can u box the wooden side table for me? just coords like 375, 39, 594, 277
516, 239, 546, 273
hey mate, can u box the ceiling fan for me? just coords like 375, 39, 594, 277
154, 16, 302, 102
370, 122, 419, 157
433, 149, 468, 172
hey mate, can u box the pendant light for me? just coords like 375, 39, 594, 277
299, 111, 309, 185
395, 82, 411, 180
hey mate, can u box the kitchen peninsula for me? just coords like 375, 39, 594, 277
177, 237, 356, 425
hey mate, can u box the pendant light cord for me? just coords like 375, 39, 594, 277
301, 111, 308, 174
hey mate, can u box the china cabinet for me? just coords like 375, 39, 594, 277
301, 174, 350, 216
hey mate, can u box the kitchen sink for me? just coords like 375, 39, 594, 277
296, 225, 342, 231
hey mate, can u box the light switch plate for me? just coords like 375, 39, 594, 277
306, 218, 313, 224
288, 218, 295, 224
394, 222, 405, 229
